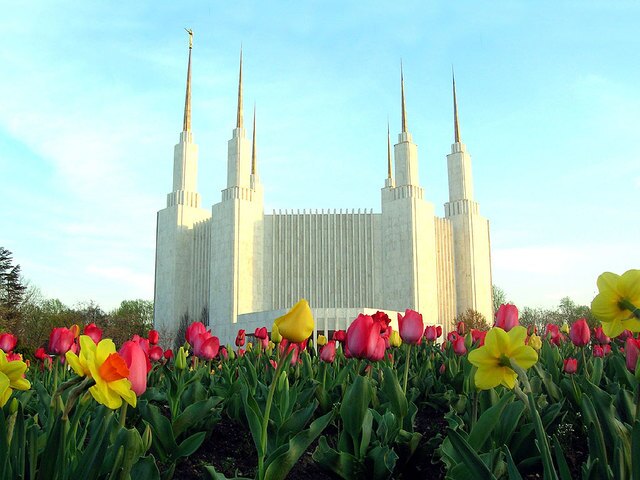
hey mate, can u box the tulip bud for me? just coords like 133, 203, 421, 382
424, 326, 437, 342
453, 335, 467, 356
569, 318, 590, 347
9, 398, 18, 414
456, 321, 466, 336
271, 324, 282, 343
142, 423, 153, 452
528, 334, 542, 351
593, 345, 604, 358
494, 304, 519, 332
563, 358, 578, 374
390, 330, 402, 347
175, 346, 187, 370
561, 323, 570, 334
227, 345, 236, 360
246, 342, 253, 352
317, 334, 327, 346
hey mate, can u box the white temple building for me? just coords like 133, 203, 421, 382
153, 37, 493, 345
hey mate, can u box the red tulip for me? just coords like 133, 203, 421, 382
163, 349, 174, 360
495, 304, 519, 331
593, 326, 610, 345
148, 329, 160, 345
254, 327, 268, 349
185, 322, 207, 345
618, 330, 634, 341
238, 348, 246, 357
563, 358, 578, 374
83, 323, 103, 344
149, 345, 163, 362
471, 329, 487, 346
439, 363, 446, 374
48, 327, 75, 355
602, 344, 611, 356
456, 321, 466, 336
436, 326, 443, 338
119, 341, 148, 396
398, 309, 424, 344
625, 337, 640, 372
0, 333, 17, 353
320, 341, 336, 363
593, 345, 604, 358
546, 324, 563, 346
424, 326, 438, 342
447, 331, 458, 343
35, 347, 47, 360
220, 347, 228, 360
453, 335, 467, 356
569, 318, 590, 347
235, 329, 246, 347
193, 332, 220, 360
346, 314, 386, 361
333, 330, 346, 343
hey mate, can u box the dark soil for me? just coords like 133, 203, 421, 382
398, 406, 448, 479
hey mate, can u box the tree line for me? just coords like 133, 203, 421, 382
0, 246, 153, 353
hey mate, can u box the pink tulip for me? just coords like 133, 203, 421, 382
453, 335, 467, 356
471, 329, 487, 346
193, 331, 220, 360
398, 309, 424, 344
320, 341, 336, 363
546, 324, 563, 346
83, 323, 103, 344
593, 345, 604, 358
618, 330, 634, 341
424, 326, 438, 342
625, 337, 640, 372
495, 304, 519, 331
119, 341, 148, 396
185, 322, 207, 345
0, 333, 17, 353
346, 314, 386, 361
220, 347, 228, 360
149, 345, 163, 362
447, 331, 458, 343
569, 319, 590, 347
457, 321, 466, 336
593, 326, 610, 345
48, 327, 75, 355
148, 329, 160, 345
563, 358, 578, 374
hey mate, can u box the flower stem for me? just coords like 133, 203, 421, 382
403, 343, 413, 394
258, 350, 286, 480
119, 402, 128, 428
620, 299, 640, 319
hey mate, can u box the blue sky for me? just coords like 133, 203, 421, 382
1, 1, 638, 312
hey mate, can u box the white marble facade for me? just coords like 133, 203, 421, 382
153, 46, 493, 346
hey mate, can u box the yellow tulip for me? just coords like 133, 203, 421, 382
271, 324, 282, 343
390, 330, 402, 347
0, 350, 31, 407
528, 334, 542, 351
246, 342, 253, 352
468, 326, 538, 390
317, 335, 328, 346
560, 323, 570, 334
66, 336, 137, 410
591, 270, 640, 338
274, 299, 314, 343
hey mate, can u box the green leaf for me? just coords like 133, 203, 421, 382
495, 401, 526, 446
278, 400, 317, 440
204, 465, 253, 480
240, 382, 265, 458
130, 455, 161, 480
468, 391, 513, 451
632, 420, 640, 480
340, 375, 371, 454
312, 436, 361, 480
380, 366, 408, 420
445, 428, 497, 480
264, 410, 333, 480
138, 401, 178, 461
368, 445, 398, 480
172, 397, 220, 438
176, 431, 206, 458
504, 446, 523, 480
552, 435, 573, 480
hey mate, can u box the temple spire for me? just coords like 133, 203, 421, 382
236, 47, 244, 129
183, 28, 193, 132
452, 67, 461, 143
387, 120, 392, 179
251, 103, 257, 175
401, 61, 408, 133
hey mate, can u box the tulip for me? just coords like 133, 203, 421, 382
246, 342, 253, 352
0, 350, 30, 407
569, 318, 590, 347
274, 299, 314, 343
237, 348, 246, 357
193, 332, 220, 360
185, 322, 207, 345
495, 304, 519, 332
561, 323, 570, 334
163, 349, 174, 360
175, 346, 187, 370
528, 334, 542, 351
439, 363, 446, 375
424, 326, 438, 342
398, 309, 424, 344
457, 321, 466, 335
235, 329, 246, 347
316, 334, 327, 347
563, 358, 578, 374
471, 329, 487, 346
35, 347, 47, 361
593, 345, 604, 358
119, 341, 148, 396
546, 324, 563, 346
83, 323, 103, 344
149, 345, 163, 362
333, 330, 346, 343
148, 329, 160, 345
219, 347, 228, 360
255, 327, 267, 340
346, 313, 386, 361
270, 324, 282, 343
320, 341, 336, 363
618, 330, 634, 341
70, 324, 80, 338
452, 335, 467, 356
593, 326, 610, 345
48, 327, 75, 355
447, 331, 458, 343
436, 326, 443, 338
625, 337, 640, 372
0, 333, 17, 353
389, 330, 402, 347
602, 344, 611, 355
527, 325, 538, 336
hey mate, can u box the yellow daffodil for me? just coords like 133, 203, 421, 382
66, 336, 136, 410
591, 270, 640, 338
468, 326, 538, 390
317, 335, 328, 346
0, 350, 30, 407
390, 330, 402, 347
528, 334, 542, 351
274, 299, 314, 343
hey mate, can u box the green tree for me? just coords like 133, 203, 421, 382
454, 308, 490, 331
492, 285, 507, 316
105, 299, 154, 346
0, 247, 27, 330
